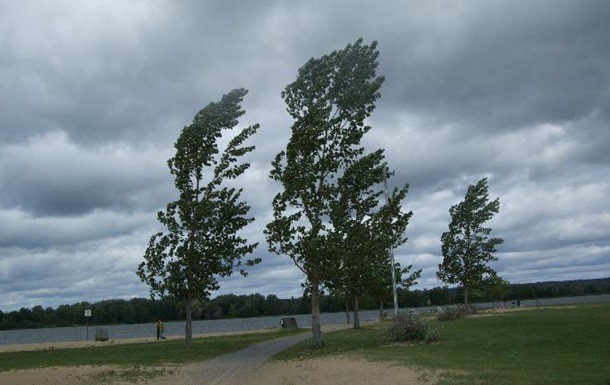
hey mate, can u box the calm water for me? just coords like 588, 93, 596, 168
2, 294, 609, 346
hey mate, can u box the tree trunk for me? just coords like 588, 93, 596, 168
464, 286, 469, 305
345, 299, 350, 324
310, 280, 323, 347
184, 296, 193, 348
379, 299, 384, 319
353, 295, 360, 329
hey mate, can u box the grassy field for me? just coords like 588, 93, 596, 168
275, 303, 610, 385
0, 328, 304, 373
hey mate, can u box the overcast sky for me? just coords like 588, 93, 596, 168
1, 0, 609, 312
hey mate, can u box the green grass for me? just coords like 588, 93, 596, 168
275, 304, 610, 385
0, 328, 304, 373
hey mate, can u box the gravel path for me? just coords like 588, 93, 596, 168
179, 324, 355, 385
181, 332, 311, 384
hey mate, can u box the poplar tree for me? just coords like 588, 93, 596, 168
266, 39, 384, 346
437, 178, 504, 304
137, 89, 259, 347
329, 152, 414, 328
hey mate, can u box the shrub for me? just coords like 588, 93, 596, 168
380, 311, 392, 321
437, 304, 477, 321
386, 312, 440, 343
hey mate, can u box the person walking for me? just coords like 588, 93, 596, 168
159, 320, 166, 339
156, 320, 162, 340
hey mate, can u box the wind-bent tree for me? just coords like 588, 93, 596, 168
437, 178, 504, 304
266, 39, 384, 346
329, 152, 414, 328
137, 89, 260, 347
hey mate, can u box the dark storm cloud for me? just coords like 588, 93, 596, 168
374, 1, 610, 132
1, 0, 609, 311
0, 1, 275, 145
0, 132, 174, 217
0, 231, 154, 309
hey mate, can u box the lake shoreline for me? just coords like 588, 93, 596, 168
0, 327, 278, 353
2, 293, 609, 347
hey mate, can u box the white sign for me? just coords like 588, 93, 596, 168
84, 309, 92, 317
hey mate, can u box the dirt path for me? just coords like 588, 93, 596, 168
148, 322, 439, 385
150, 324, 439, 385
177, 332, 311, 384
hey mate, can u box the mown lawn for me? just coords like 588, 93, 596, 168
0, 328, 304, 372
275, 303, 610, 385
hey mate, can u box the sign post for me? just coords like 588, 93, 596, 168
84, 309, 92, 341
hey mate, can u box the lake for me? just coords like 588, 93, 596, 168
1, 294, 609, 346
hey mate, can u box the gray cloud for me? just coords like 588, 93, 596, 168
0, 132, 174, 217
0, 0, 609, 311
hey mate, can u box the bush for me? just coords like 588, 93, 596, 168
437, 304, 477, 321
386, 312, 440, 343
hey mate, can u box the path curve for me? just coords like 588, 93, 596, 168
182, 332, 310, 384
179, 324, 351, 385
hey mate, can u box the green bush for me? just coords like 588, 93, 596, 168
386, 312, 440, 343
437, 304, 477, 321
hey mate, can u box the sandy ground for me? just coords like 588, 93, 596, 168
0, 358, 441, 385
236, 358, 441, 385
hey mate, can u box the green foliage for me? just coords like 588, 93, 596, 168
266, 39, 386, 344
327, 144, 417, 328
437, 304, 477, 321
3, 279, 609, 331
386, 312, 440, 343
438, 178, 504, 304
137, 88, 259, 346
328, 153, 416, 301
486, 275, 511, 302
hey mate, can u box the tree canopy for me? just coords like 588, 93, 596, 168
137, 88, 259, 347
437, 178, 504, 304
265, 39, 386, 345
328, 152, 415, 328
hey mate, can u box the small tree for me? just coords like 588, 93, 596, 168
487, 275, 511, 305
329, 153, 414, 328
371, 262, 421, 319
437, 178, 504, 304
266, 39, 384, 346
137, 89, 260, 347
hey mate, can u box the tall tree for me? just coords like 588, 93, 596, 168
437, 178, 504, 304
329, 152, 414, 328
265, 39, 384, 346
137, 89, 260, 347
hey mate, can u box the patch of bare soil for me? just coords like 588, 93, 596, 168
0, 358, 442, 385
0, 365, 110, 385
242, 357, 441, 385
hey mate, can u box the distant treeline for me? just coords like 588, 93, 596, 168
1, 277, 609, 331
